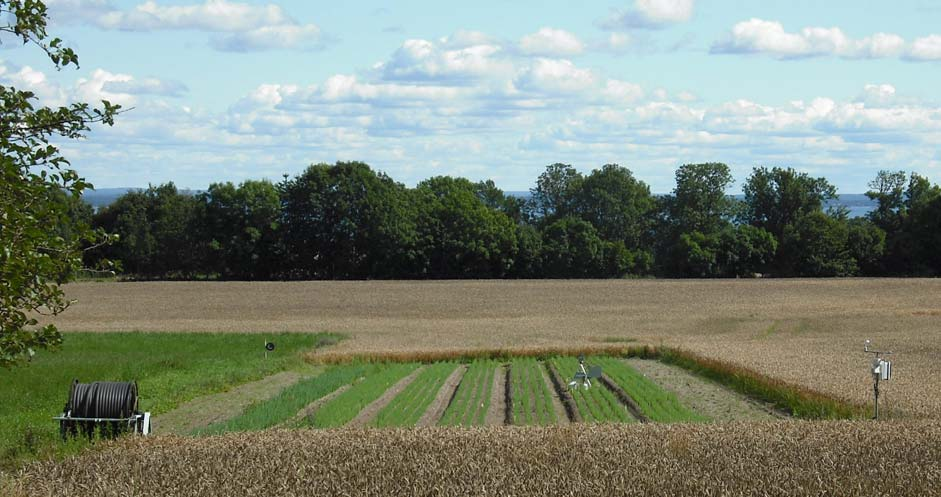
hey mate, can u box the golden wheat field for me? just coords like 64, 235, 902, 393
54, 279, 941, 418
11, 421, 941, 497
11, 279, 941, 496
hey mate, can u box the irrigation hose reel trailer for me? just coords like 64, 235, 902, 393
54, 380, 152, 440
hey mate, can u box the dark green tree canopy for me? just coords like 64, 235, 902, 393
528, 163, 582, 222
670, 162, 735, 234
202, 180, 281, 279
742, 166, 837, 240
280, 161, 417, 279
572, 163, 655, 250
414, 176, 517, 278
82, 163, 941, 282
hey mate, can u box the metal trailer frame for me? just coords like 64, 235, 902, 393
54, 411, 151, 439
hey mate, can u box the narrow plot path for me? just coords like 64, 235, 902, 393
417, 365, 467, 427
625, 358, 780, 421
348, 366, 426, 427
485, 365, 508, 426
545, 362, 581, 422
539, 365, 570, 424
152, 371, 306, 435
285, 384, 351, 427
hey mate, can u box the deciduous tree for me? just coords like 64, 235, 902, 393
1, 0, 119, 366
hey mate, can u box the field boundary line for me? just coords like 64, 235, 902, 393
505, 364, 514, 425
485, 364, 508, 426
418, 365, 467, 427
307, 344, 644, 365
540, 364, 569, 424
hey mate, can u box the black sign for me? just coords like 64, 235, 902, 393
265, 342, 275, 352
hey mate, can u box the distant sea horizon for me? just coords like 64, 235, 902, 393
83, 188, 878, 218
506, 191, 877, 219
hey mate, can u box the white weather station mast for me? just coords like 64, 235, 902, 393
864, 339, 893, 420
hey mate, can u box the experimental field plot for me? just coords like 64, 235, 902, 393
439, 360, 497, 426
373, 362, 458, 428
304, 362, 419, 429
182, 355, 736, 436
547, 356, 635, 423
508, 358, 557, 425
593, 357, 709, 423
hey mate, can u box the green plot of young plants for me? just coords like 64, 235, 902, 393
592, 357, 709, 423
547, 357, 633, 423
305, 362, 419, 429
509, 358, 557, 425
198, 362, 374, 434
439, 360, 497, 426
373, 362, 458, 427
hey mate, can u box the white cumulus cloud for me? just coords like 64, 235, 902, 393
46, 0, 325, 52
514, 58, 596, 93
599, 0, 695, 30
907, 35, 941, 60
519, 27, 585, 57
711, 18, 938, 61
379, 37, 511, 82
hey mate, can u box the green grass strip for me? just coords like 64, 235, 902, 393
308, 362, 419, 428
197, 362, 370, 435
1, 331, 341, 469
373, 362, 457, 427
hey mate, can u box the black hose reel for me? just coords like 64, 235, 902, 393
56, 380, 152, 440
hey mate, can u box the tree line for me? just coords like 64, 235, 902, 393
77, 162, 941, 280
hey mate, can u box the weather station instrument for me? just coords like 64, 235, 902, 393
864, 339, 893, 420
568, 354, 603, 390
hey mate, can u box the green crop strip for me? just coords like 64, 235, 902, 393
306, 363, 419, 429
373, 362, 458, 427
510, 359, 556, 425
593, 357, 709, 423
547, 357, 633, 423
197, 362, 372, 435
439, 360, 496, 426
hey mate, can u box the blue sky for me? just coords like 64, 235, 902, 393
2, 0, 939, 192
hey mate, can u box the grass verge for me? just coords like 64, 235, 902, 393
0, 331, 341, 470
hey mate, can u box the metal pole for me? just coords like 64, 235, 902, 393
873, 374, 879, 420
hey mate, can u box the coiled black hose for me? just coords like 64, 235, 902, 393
68, 380, 138, 419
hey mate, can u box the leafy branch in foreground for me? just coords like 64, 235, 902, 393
0, 0, 120, 367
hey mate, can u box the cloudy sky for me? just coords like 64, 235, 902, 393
2, 0, 940, 192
